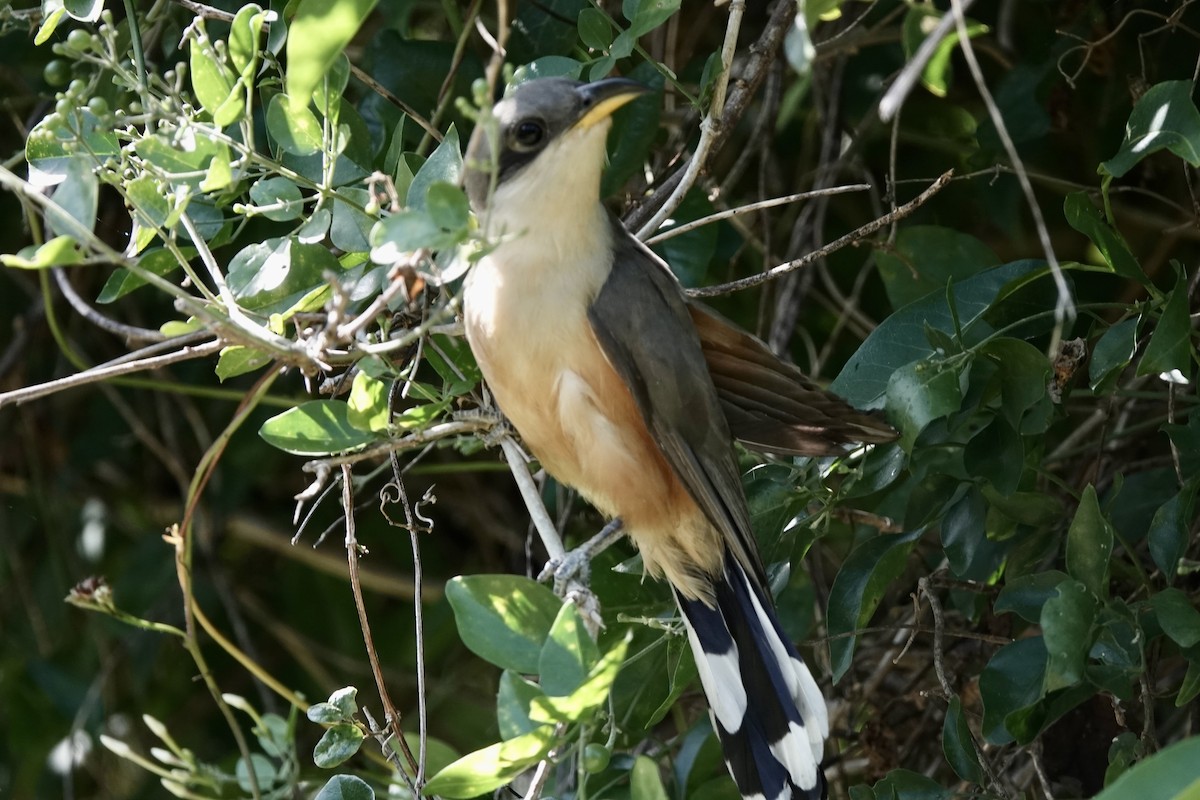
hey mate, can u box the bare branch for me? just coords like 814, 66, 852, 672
687, 170, 952, 298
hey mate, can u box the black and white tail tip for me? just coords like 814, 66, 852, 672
677, 558, 829, 800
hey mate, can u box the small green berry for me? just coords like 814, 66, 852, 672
65, 28, 93, 53
43, 60, 71, 87
582, 744, 611, 773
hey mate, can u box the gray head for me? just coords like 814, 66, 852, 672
462, 77, 648, 211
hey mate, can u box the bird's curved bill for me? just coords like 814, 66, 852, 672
574, 78, 651, 130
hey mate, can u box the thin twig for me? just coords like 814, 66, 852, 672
646, 185, 869, 244
687, 170, 952, 297
949, 0, 1073, 354
625, 0, 796, 233
52, 268, 167, 342
0, 339, 223, 408
340, 464, 422, 786
635, 0, 746, 239
499, 436, 564, 561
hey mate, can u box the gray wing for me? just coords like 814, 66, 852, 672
587, 215, 764, 583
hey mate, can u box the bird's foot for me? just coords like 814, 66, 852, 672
538, 518, 626, 597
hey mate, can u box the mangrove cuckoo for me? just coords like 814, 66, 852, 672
461, 77, 896, 800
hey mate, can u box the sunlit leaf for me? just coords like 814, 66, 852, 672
258, 400, 381, 455
445, 575, 562, 673
1101, 81, 1200, 178
421, 726, 556, 798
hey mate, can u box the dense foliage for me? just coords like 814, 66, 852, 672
1, 1, 1197, 799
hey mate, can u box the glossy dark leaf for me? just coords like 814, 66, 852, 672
1063, 192, 1149, 284
1101, 81, 1200, 177
828, 529, 923, 682
979, 636, 1047, 745
1066, 485, 1114, 598
941, 696, 983, 783
995, 571, 1068, 623
833, 260, 1047, 406
1138, 270, 1194, 377
1040, 579, 1097, 692
875, 224, 1000, 309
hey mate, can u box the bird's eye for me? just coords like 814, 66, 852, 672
512, 119, 545, 150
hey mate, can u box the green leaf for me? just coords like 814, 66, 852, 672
885, 360, 962, 451
98, 249, 182, 303
1, 235, 84, 269
578, 7, 613, 50
940, 485, 1008, 581
229, 4, 266, 77
979, 636, 1047, 745
995, 571, 1068, 623
267, 93, 324, 156
215, 346, 273, 381
828, 529, 923, 682
833, 260, 1046, 406
602, 61, 661, 197
63, 0, 102, 22
369, 208, 465, 260
1178, 658, 1200, 708
47, 158, 98, 238
1152, 588, 1200, 649
313, 723, 365, 768
259, 400, 380, 455
136, 130, 230, 190
631, 754, 671, 800
26, 108, 119, 186
1138, 270, 1194, 377
1106, 731, 1142, 787
539, 603, 599, 696
980, 337, 1051, 431
1090, 316, 1140, 392
902, 8, 988, 97
330, 189, 375, 253
426, 182, 471, 231
623, 0, 681, 36
407, 126, 462, 210
1063, 192, 1149, 284
529, 634, 629, 723
346, 371, 390, 433
875, 225, 1000, 310
226, 237, 340, 314
189, 21, 237, 117
398, 732, 460, 779
286, 0, 379, 110
963, 415, 1023, 496
1040, 579, 1097, 692
314, 774, 375, 800
497, 670, 545, 740
249, 178, 305, 222
942, 696, 983, 783
652, 191, 716, 287
1101, 81, 1200, 178
867, 769, 954, 800
306, 703, 344, 724
1066, 485, 1114, 598
1148, 486, 1195, 580
445, 575, 562, 673
421, 726, 556, 798
1092, 736, 1200, 800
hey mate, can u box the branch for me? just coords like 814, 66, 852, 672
687, 170, 953, 298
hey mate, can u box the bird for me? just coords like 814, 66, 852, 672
460, 76, 896, 800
